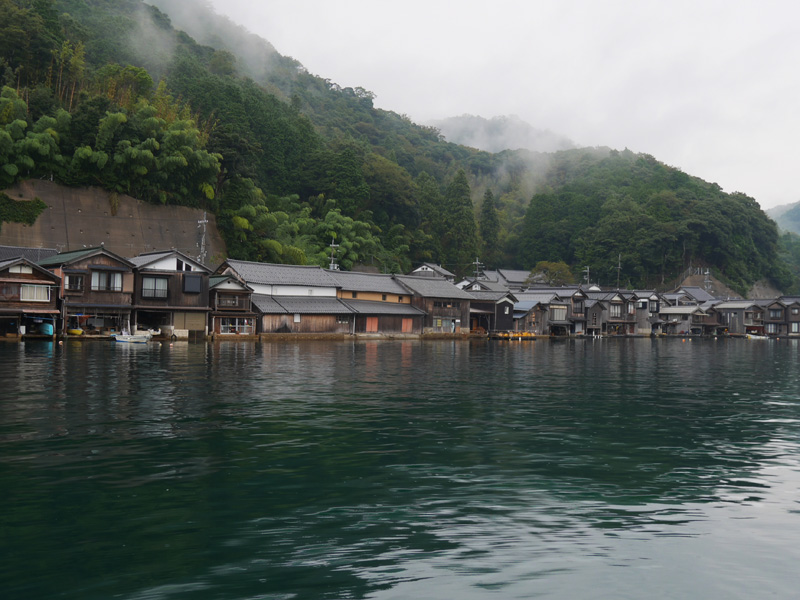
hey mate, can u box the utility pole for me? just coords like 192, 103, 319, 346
472, 257, 484, 280
328, 237, 340, 270
197, 211, 208, 265
616, 254, 622, 290
583, 266, 591, 286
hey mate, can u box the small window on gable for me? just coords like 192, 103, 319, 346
382, 294, 387, 301
352, 291, 358, 298
10, 264, 33, 274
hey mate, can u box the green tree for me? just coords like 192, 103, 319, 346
479, 189, 500, 268
525, 261, 575, 286
441, 169, 477, 276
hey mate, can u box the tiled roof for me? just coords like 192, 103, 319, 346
468, 290, 517, 302
411, 263, 455, 278
251, 294, 287, 313
678, 286, 716, 302
714, 301, 760, 310
328, 270, 408, 294
342, 299, 426, 315
37, 246, 134, 268
497, 269, 534, 284
0, 245, 57, 262
209, 275, 251, 291
129, 250, 210, 272
225, 260, 339, 287
274, 296, 352, 314
395, 275, 475, 299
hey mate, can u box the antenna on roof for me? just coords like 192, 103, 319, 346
329, 237, 340, 270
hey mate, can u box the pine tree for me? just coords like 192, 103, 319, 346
480, 188, 500, 268
442, 169, 477, 277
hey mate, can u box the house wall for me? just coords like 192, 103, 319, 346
134, 271, 209, 309
261, 313, 350, 334
338, 290, 409, 303
353, 315, 422, 334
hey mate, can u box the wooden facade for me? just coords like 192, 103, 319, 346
38, 246, 135, 334
209, 276, 257, 336
0, 257, 61, 337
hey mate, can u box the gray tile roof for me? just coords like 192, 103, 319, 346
468, 290, 517, 302
678, 286, 716, 302
0, 245, 58, 262
328, 270, 409, 294
274, 296, 352, 314
251, 294, 287, 313
395, 275, 475, 299
342, 299, 426, 316
225, 260, 339, 287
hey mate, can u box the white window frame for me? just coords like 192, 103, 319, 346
20, 284, 50, 302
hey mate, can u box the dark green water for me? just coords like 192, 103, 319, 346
2, 338, 800, 599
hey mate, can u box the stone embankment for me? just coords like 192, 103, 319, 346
0, 180, 227, 267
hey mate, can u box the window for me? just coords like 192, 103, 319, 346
649, 300, 659, 313
382, 294, 387, 301
792, 323, 799, 333
398, 296, 403, 302
628, 302, 636, 315
793, 307, 800, 315
769, 309, 782, 319
766, 323, 778, 334
91, 271, 122, 291
610, 304, 622, 318
10, 264, 33, 274
351, 291, 358, 298
218, 295, 239, 307
220, 317, 253, 334
337, 315, 350, 324
573, 301, 584, 314
504, 305, 510, 314
65, 275, 84, 291
183, 273, 202, 293
550, 306, 567, 321
0, 284, 19, 301
20, 284, 50, 302
142, 277, 168, 298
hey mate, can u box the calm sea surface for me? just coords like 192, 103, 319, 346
2, 338, 800, 599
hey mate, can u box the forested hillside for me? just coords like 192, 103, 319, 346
0, 0, 794, 293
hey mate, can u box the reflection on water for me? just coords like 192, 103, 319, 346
2, 338, 800, 599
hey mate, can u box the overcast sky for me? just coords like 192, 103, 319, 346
208, 0, 800, 209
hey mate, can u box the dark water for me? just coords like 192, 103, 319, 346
2, 338, 800, 599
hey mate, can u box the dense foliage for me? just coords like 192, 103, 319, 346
0, 0, 794, 290
0, 191, 47, 231
518, 149, 791, 294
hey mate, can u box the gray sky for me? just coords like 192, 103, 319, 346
208, 0, 800, 209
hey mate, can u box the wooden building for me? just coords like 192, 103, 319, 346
0, 257, 61, 337
330, 270, 424, 334
129, 250, 210, 339
395, 275, 474, 334
38, 245, 135, 335
209, 274, 256, 336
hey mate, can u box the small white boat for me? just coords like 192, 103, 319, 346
112, 330, 153, 343
745, 333, 768, 340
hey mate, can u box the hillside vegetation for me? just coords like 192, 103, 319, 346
0, 0, 794, 293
